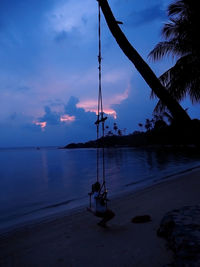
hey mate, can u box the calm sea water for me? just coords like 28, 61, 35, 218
0, 147, 200, 233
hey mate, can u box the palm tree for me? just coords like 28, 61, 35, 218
97, 0, 191, 124
145, 119, 153, 132
149, 0, 200, 113
113, 122, 118, 134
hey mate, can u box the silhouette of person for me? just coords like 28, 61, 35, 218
91, 181, 115, 227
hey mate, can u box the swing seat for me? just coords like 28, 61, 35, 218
95, 116, 107, 125
87, 191, 109, 217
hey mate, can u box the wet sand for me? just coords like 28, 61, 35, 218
0, 168, 200, 267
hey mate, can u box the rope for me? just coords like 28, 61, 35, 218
96, 1, 107, 192
97, 2, 103, 127
88, 2, 108, 211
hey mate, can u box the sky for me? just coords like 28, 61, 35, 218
0, 0, 200, 147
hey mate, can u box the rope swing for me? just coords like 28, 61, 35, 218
95, 1, 107, 194
95, 2, 107, 134
88, 1, 108, 211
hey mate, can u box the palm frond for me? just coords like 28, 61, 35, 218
153, 100, 167, 114
149, 0, 200, 113
168, 1, 186, 17
148, 39, 188, 61
152, 54, 200, 105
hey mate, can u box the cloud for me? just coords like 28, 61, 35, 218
76, 87, 129, 119
39, 106, 60, 125
48, 0, 96, 40
1, 0, 183, 148
60, 114, 75, 123
64, 96, 96, 125
30, 97, 97, 138
0, 96, 97, 147
34, 121, 47, 131
62, 96, 117, 142
54, 30, 68, 43
76, 99, 117, 119
33, 104, 76, 131
112, 73, 158, 132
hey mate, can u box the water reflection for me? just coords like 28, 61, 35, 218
0, 147, 199, 231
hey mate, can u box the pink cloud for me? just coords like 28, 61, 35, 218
76, 88, 129, 119
60, 114, 75, 123
76, 100, 117, 119
110, 88, 129, 105
33, 121, 47, 131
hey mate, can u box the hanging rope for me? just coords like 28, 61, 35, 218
95, 2, 108, 128
95, 1, 107, 192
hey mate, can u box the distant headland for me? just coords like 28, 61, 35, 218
63, 119, 200, 149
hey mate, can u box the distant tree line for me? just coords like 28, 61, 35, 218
105, 122, 126, 137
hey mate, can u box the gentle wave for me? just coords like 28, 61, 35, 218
0, 147, 200, 233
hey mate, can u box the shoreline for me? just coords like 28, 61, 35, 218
1, 167, 200, 266
1, 164, 200, 237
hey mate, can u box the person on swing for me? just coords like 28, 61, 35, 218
91, 181, 115, 228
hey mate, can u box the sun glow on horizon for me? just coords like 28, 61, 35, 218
76, 88, 130, 120
76, 100, 117, 119
34, 121, 47, 131
60, 114, 75, 123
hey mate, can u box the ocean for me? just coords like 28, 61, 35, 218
0, 146, 199, 233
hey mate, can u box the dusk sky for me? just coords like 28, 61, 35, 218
1, 0, 200, 148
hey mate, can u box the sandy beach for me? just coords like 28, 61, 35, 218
0, 168, 200, 267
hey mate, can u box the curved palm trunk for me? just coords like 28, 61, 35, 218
98, 0, 191, 123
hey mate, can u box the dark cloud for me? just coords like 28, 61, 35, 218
54, 31, 68, 43
54, 28, 82, 46
64, 96, 96, 126
128, 4, 166, 27
63, 96, 117, 140
37, 96, 98, 144
47, 99, 64, 108
33, 97, 97, 132
38, 106, 60, 126
64, 96, 79, 115
34, 97, 97, 141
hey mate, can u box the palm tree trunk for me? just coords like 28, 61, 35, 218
98, 0, 191, 123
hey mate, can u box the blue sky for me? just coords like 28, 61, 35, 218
0, 0, 199, 147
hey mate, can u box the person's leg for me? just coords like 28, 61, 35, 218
99, 209, 115, 226
104, 209, 115, 222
